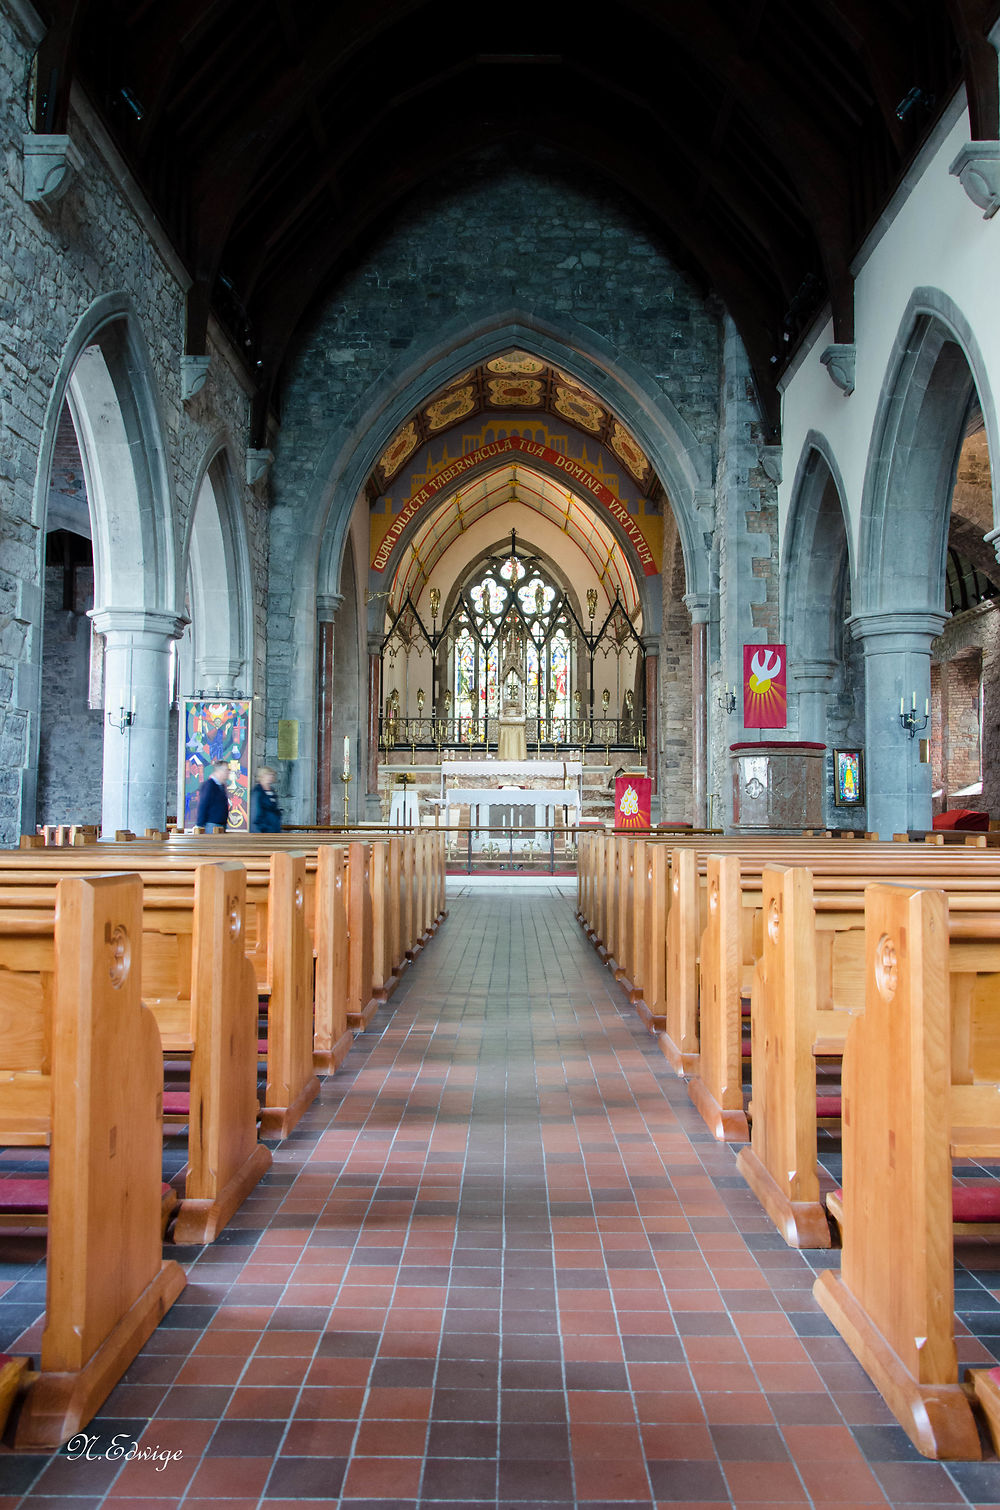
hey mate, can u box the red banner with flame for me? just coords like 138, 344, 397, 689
743, 644, 787, 729
615, 775, 652, 830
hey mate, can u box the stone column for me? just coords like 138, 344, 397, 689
849, 610, 947, 839
90, 608, 187, 835
192, 657, 244, 697
367, 635, 381, 803
315, 593, 342, 826
792, 658, 838, 744
684, 593, 710, 827
643, 639, 659, 795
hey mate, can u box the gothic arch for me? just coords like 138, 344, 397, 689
180, 438, 255, 695
284, 307, 713, 814
34, 293, 178, 614
783, 433, 853, 669
24, 293, 179, 833
856, 288, 999, 618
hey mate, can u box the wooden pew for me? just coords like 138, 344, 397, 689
0, 873, 186, 1448
734, 865, 854, 1247
312, 844, 353, 1073
160, 863, 272, 1243
814, 882, 1000, 1460
0, 863, 272, 1243
261, 851, 321, 1137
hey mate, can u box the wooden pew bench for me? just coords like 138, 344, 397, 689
0, 863, 272, 1242
0, 874, 185, 1448
813, 882, 1000, 1460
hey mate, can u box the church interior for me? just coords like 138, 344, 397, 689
5, 0, 1000, 1504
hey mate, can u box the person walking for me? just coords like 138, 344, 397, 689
250, 766, 283, 833
195, 760, 230, 832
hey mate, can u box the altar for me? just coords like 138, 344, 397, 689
441, 759, 583, 843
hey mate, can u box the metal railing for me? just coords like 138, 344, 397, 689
380, 714, 646, 756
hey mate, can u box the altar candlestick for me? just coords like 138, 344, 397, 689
343, 736, 350, 777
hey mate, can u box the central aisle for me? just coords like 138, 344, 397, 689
5, 884, 993, 1508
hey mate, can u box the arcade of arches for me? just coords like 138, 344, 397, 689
2, 4, 1000, 843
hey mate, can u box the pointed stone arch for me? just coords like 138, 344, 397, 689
277, 307, 714, 817
25, 293, 183, 835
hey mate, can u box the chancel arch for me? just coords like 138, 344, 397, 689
279, 314, 713, 823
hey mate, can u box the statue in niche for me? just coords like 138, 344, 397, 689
498, 615, 528, 761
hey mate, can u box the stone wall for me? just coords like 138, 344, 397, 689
267, 144, 723, 788
0, 0, 268, 840
931, 599, 1000, 816
36, 555, 103, 825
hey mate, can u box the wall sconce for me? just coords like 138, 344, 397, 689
899, 691, 929, 739
108, 702, 135, 733
718, 683, 738, 714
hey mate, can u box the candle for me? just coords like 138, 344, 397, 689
912, 690, 916, 710
900, 696, 904, 715
343, 736, 350, 777
925, 698, 929, 717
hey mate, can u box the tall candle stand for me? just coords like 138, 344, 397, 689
340, 771, 351, 826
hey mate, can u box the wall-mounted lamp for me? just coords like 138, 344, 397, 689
718, 683, 738, 715
899, 691, 929, 739
108, 703, 135, 733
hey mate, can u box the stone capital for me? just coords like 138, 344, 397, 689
682, 591, 711, 626
949, 142, 1000, 219
23, 133, 83, 211
847, 608, 948, 652
317, 592, 344, 623
89, 607, 190, 644
820, 343, 855, 396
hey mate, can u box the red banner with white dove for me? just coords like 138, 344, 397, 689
743, 644, 787, 729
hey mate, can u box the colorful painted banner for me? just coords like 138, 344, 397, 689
743, 644, 787, 729
183, 699, 252, 830
371, 435, 658, 575
615, 774, 652, 830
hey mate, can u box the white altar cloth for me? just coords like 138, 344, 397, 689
443, 760, 583, 779
443, 787, 581, 829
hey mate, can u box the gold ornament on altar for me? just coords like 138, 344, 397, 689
443, 689, 452, 713
546, 687, 557, 713
416, 688, 425, 711
601, 688, 611, 712
573, 689, 581, 712
429, 587, 441, 620
587, 588, 598, 620
624, 689, 634, 713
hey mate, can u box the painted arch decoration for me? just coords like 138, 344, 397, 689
371, 435, 659, 576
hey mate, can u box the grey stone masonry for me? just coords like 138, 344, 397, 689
0, 0, 269, 840
267, 145, 722, 783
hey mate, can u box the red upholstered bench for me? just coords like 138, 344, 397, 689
0, 1177, 179, 1232
828, 1182, 1000, 1232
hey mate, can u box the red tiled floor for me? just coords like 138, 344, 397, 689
3, 884, 1000, 1509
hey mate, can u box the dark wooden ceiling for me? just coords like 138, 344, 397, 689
30, 0, 1000, 440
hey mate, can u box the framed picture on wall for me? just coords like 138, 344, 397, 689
833, 748, 864, 807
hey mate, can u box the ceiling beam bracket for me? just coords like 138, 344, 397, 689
22, 133, 83, 213
949, 141, 1000, 218
820, 343, 856, 396
247, 448, 274, 487
180, 355, 212, 403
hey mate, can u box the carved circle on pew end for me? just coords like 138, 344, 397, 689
875, 935, 898, 1001
106, 924, 131, 989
